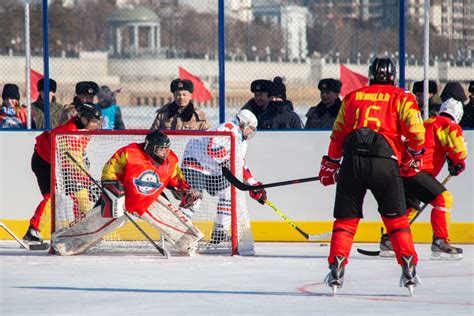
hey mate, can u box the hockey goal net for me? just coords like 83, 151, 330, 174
51, 130, 254, 256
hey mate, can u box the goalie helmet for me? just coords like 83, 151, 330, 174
368, 58, 396, 85
236, 109, 258, 140
439, 98, 464, 123
144, 131, 171, 164
76, 102, 102, 129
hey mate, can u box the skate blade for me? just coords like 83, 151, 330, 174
331, 285, 338, 296
430, 252, 463, 261
407, 284, 415, 296
379, 250, 395, 258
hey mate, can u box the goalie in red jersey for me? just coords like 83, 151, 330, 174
52, 131, 204, 256
23, 103, 102, 245
318, 57, 425, 295
380, 85, 468, 261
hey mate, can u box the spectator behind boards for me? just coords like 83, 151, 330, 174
241, 79, 273, 121
32, 78, 64, 129
0, 83, 27, 129
460, 81, 474, 128
258, 76, 303, 129
59, 81, 99, 125
412, 80, 441, 117
97, 86, 125, 130
150, 79, 210, 131
304, 78, 342, 129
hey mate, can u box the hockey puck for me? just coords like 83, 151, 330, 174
319, 243, 329, 247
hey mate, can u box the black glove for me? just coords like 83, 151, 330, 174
447, 158, 465, 176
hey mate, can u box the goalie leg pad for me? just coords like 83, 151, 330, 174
141, 195, 204, 256
52, 205, 127, 255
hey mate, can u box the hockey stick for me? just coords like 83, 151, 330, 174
64, 151, 169, 258
0, 222, 49, 251
357, 174, 452, 256
264, 200, 331, 241
222, 166, 319, 191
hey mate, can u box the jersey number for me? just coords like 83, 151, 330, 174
354, 106, 382, 131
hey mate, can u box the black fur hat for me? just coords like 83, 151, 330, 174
75, 81, 99, 96
440, 82, 467, 103
250, 79, 273, 94
2, 83, 20, 100
318, 78, 342, 93
37, 78, 57, 93
170, 79, 194, 93
412, 80, 437, 94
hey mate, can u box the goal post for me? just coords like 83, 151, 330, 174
50, 129, 254, 256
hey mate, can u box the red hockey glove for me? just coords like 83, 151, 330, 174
447, 158, 465, 176
319, 155, 341, 186
249, 182, 267, 205
179, 189, 203, 208
400, 146, 424, 174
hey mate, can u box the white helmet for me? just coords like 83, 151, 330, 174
439, 98, 464, 123
236, 109, 258, 129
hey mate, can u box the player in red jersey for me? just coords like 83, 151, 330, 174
23, 103, 102, 244
52, 131, 204, 256
380, 96, 467, 260
318, 57, 425, 295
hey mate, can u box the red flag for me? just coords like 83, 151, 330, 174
179, 67, 212, 102
30, 69, 44, 101
339, 64, 368, 97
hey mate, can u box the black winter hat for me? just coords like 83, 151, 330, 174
170, 79, 193, 93
250, 79, 273, 94
318, 78, 342, 93
2, 83, 20, 100
440, 82, 467, 103
412, 80, 437, 94
75, 81, 99, 96
270, 76, 286, 100
37, 78, 57, 93
469, 81, 474, 94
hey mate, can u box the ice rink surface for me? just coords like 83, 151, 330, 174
1, 241, 473, 315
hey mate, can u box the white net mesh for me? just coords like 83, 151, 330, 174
52, 130, 254, 256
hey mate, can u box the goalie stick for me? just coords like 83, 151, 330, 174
356, 174, 452, 257
264, 200, 331, 241
222, 166, 319, 190
0, 222, 49, 250
64, 151, 170, 258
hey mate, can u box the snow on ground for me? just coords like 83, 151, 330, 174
1, 241, 473, 315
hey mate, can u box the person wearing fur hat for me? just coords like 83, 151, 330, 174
150, 79, 210, 130
97, 86, 125, 130
31, 78, 64, 129
241, 79, 274, 121
0, 83, 27, 129
411, 80, 442, 117
59, 81, 99, 125
258, 77, 303, 129
460, 81, 474, 128
305, 78, 342, 129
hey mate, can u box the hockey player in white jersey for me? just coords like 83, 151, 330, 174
180, 109, 267, 244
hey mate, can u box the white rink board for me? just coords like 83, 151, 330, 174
0, 130, 473, 223
0, 241, 473, 315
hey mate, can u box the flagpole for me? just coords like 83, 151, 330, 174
398, 0, 406, 89
218, 0, 225, 124
42, 0, 50, 129
24, 0, 31, 129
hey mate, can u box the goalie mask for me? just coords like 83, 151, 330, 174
369, 57, 396, 85
439, 98, 464, 123
76, 102, 103, 130
236, 109, 258, 140
144, 131, 171, 165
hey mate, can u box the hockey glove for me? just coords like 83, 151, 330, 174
101, 180, 125, 218
179, 189, 203, 208
447, 158, 465, 176
249, 182, 267, 205
319, 155, 341, 186
400, 146, 424, 174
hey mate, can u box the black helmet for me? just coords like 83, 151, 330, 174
77, 102, 103, 121
144, 131, 171, 164
369, 58, 396, 85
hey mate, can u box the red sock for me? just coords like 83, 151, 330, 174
328, 218, 360, 266
382, 216, 418, 265
431, 208, 449, 239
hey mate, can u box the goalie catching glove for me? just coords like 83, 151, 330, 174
249, 182, 267, 205
101, 180, 125, 218
319, 155, 341, 186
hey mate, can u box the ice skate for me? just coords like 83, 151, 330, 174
324, 256, 346, 296
379, 228, 394, 257
23, 226, 43, 243
399, 255, 421, 296
431, 236, 463, 260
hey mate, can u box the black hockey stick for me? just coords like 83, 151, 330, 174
222, 166, 319, 191
0, 222, 49, 250
64, 151, 169, 258
264, 200, 331, 241
357, 174, 452, 257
